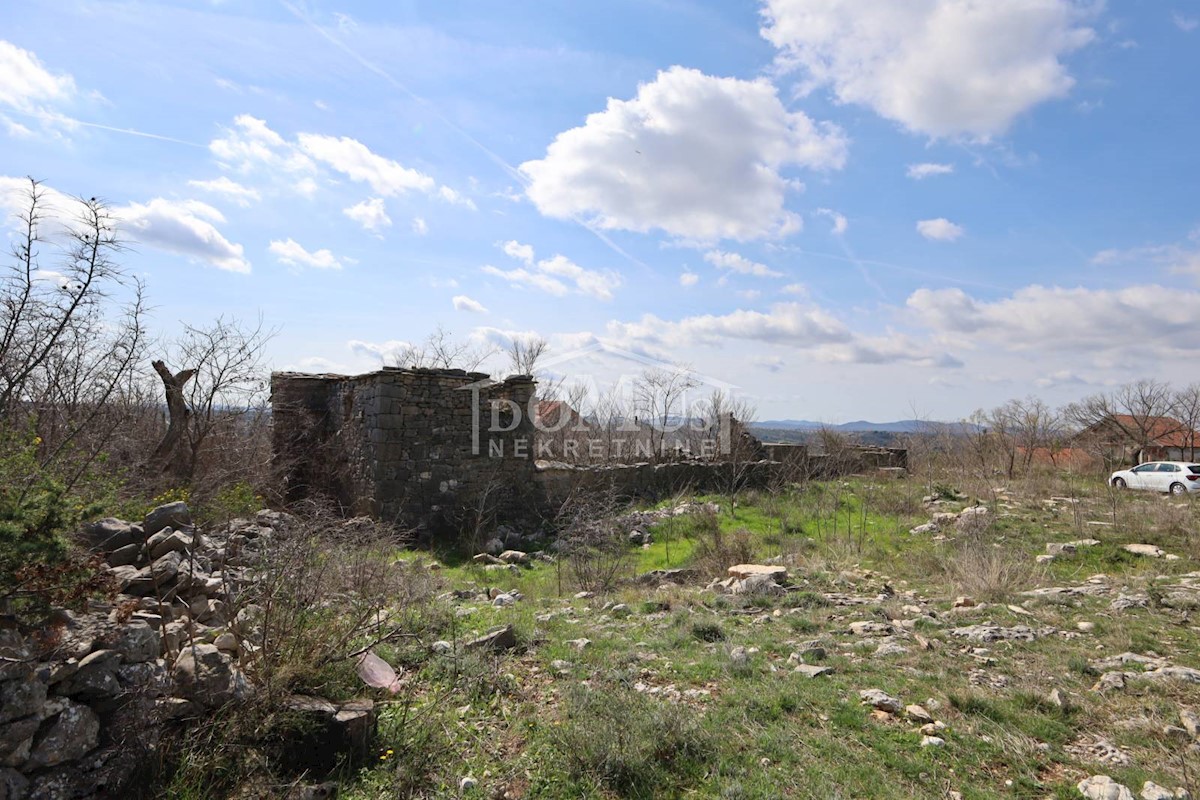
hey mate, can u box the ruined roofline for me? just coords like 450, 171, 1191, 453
270, 367, 536, 385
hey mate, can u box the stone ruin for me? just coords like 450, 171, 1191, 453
270, 367, 539, 535
269, 366, 908, 536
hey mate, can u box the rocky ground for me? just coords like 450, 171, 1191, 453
5, 476, 1200, 799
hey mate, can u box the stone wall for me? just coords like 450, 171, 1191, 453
534, 460, 777, 509
271, 368, 538, 535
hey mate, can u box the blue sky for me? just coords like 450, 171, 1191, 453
2, 0, 1199, 421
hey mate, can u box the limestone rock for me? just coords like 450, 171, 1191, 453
498, 550, 529, 564
0, 675, 46, 724
793, 664, 833, 678
143, 502, 192, 538
25, 700, 99, 769
105, 622, 160, 664
1077, 775, 1135, 800
859, 689, 903, 714
1123, 544, 1164, 558
465, 625, 516, 653
727, 564, 788, 582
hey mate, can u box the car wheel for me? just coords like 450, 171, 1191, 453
1113, 477, 1126, 489
1170, 482, 1187, 496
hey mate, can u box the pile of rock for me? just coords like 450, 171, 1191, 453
909, 505, 989, 536
0, 503, 375, 799
708, 564, 790, 596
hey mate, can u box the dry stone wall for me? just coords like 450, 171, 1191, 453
271, 367, 538, 535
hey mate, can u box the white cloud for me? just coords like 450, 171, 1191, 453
297, 133, 434, 196
1092, 230, 1200, 277
210, 115, 312, 173
484, 241, 622, 301
0, 178, 250, 273
0, 40, 76, 120
502, 240, 535, 265
343, 197, 392, 233
412, 217, 429, 235
209, 117, 468, 212
679, 271, 699, 287
916, 218, 964, 241
738, 289, 763, 301
437, 185, 477, 210
907, 162, 955, 180
1173, 12, 1199, 32
908, 284, 1200, 356
521, 65, 847, 241
781, 283, 808, 296
348, 339, 411, 364
116, 198, 250, 273
187, 176, 261, 207
268, 238, 346, 270
815, 208, 848, 235
704, 250, 783, 278
607, 301, 956, 366
452, 295, 489, 314
761, 0, 1096, 138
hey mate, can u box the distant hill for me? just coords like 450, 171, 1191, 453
751, 419, 979, 447
753, 419, 975, 434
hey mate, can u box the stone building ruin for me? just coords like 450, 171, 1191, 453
270, 366, 908, 537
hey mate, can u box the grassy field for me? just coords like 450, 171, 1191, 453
332, 473, 1200, 799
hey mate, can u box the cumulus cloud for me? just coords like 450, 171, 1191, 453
412, 217, 428, 235
907, 284, 1200, 355
521, 66, 847, 242
187, 176, 261, 207
116, 198, 250, 273
761, 0, 1096, 138
452, 295, 488, 313
1173, 12, 1199, 32
343, 197, 392, 233
483, 241, 622, 301
0, 40, 77, 131
268, 238, 346, 270
0, 177, 250, 274
907, 162, 955, 179
349, 339, 411, 364
815, 208, 848, 235
208, 116, 472, 210
502, 240, 535, 265
704, 250, 783, 278
210, 115, 312, 173
297, 133, 434, 196
606, 301, 956, 367
917, 218, 964, 241
680, 272, 699, 287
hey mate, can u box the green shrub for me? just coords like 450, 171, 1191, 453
549, 684, 715, 797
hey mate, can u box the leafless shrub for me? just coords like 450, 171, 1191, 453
232, 505, 444, 701
555, 486, 635, 593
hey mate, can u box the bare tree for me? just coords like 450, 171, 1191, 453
388, 326, 494, 371
1171, 383, 1200, 461
151, 315, 275, 487
505, 336, 549, 376
631, 367, 699, 462
1065, 379, 1178, 466
0, 178, 149, 489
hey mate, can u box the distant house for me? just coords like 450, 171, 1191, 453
1073, 414, 1200, 465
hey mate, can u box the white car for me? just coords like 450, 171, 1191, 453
1110, 461, 1200, 495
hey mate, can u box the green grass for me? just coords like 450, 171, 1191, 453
328, 475, 1200, 798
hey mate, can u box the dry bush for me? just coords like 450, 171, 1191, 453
555, 488, 636, 593
234, 504, 444, 700
689, 521, 756, 578
939, 538, 1038, 603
